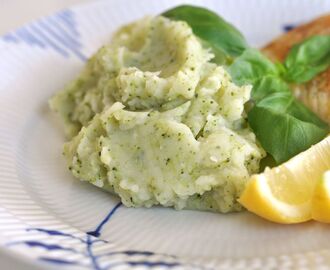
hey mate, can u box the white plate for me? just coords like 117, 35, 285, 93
1, 0, 330, 269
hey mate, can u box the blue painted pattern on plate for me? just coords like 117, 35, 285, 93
6, 202, 199, 269
2, 10, 86, 61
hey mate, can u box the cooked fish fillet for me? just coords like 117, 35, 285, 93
262, 14, 330, 124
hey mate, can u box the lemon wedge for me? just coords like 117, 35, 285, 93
239, 136, 330, 224
312, 171, 330, 223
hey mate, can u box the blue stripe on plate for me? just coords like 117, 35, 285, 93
1, 10, 86, 61
6, 202, 188, 269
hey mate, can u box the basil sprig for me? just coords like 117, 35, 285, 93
229, 48, 329, 163
163, 5, 329, 164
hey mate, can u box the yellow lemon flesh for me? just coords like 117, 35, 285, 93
312, 171, 330, 223
239, 136, 330, 224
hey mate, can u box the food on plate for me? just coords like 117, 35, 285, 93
52, 15, 265, 213
50, 5, 329, 217
239, 136, 330, 224
262, 14, 330, 124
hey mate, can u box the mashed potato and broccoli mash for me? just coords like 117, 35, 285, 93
50, 16, 266, 213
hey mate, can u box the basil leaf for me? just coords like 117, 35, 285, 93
228, 49, 289, 101
162, 5, 248, 61
228, 48, 280, 86
252, 75, 290, 102
284, 35, 330, 83
257, 92, 328, 129
248, 92, 329, 164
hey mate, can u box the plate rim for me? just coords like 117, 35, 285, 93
1, 0, 330, 269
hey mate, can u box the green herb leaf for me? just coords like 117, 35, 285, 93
162, 5, 248, 62
284, 35, 330, 83
252, 75, 290, 102
248, 92, 329, 164
228, 49, 289, 101
228, 48, 280, 85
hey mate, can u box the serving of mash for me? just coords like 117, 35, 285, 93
50, 15, 266, 213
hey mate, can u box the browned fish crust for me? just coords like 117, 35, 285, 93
262, 14, 330, 124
